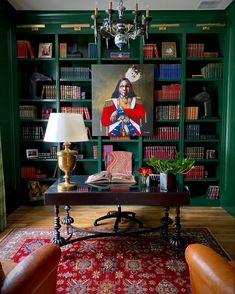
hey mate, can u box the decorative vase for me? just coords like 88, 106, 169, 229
141, 175, 148, 186
160, 173, 177, 192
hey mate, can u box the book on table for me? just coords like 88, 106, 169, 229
85, 171, 136, 185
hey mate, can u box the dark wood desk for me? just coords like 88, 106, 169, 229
44, 176, 190, 250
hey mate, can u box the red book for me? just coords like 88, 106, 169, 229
17, 40, 28, 58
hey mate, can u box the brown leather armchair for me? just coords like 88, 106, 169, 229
185, 243, 235, 294
0, 243, 61, 294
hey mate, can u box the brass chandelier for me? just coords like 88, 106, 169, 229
91, 0, 152, 50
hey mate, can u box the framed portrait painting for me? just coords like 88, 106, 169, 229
161, 42, 177, 58
38, 43, 53, 58
92, 64, 154, 137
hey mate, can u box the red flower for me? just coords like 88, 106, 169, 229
138, 167, 152, 176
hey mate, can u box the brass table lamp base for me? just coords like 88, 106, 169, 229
57, 142, 78, 191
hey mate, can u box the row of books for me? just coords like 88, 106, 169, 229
145, 127, 180, 140
186, 43, 219, 58
156, 105, 180, 120
93, 145, 98, 159
60, 67, 90, 79
36, 146, 57, 159
110, 52, 130, 58
185, 147, 205, 159
21, 167, 47, 179
154, 83, 181, 100
59, 42, 97, 58
207, 185, 220, 199
37, 152, 56, 159
19, 105, 37, 119
60, 106, 91, 120
200, 63, 222, 78
184, 165, 204, 178
143, 43, 159, 58
143, 145, 177, 159
185, 124, 200, 139
21, 126, 44, 140
185, 125, 216, 141
155, 64, 182, 79
185, 106, 199, 120
60, 85, 83, 100
41, 85, 56, 99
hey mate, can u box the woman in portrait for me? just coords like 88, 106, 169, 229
101, 77, 146, 137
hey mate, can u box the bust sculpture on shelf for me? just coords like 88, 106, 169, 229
191, 86, 212, 117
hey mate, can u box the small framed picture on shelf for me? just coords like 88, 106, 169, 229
161, 42, 177, 58
26, 149, 38, 159
38, 43, 52, 58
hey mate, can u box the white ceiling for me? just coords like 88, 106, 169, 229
6, 0, 234, 11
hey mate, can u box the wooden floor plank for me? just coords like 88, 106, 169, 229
1, 205, 235, 259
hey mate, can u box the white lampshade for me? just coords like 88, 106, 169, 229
44, 113, 88, 142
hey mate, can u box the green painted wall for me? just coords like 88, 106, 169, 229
0, 1, 19, 213
222, 2, 235, 216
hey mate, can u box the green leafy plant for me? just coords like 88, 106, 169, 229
146, 153, 195, 175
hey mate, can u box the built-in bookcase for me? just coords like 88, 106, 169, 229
15, 20, 225, 205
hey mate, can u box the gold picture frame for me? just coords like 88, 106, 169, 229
161, 42, 177, 58
38, 43, 52, 58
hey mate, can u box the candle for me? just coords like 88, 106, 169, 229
109, 1, 112, 10
146, 4, 149, 17
94, 1, 98, 16
135, 3, 138, 11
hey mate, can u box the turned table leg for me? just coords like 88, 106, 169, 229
51, 205, 66, 246
161, 206, 173, 239
169, 206, 185, 255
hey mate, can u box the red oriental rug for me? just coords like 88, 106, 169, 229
0, 227, 230, 294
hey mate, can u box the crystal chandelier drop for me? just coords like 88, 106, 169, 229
91, 0, 152, 50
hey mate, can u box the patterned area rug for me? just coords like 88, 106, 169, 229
0, 227, 229, 294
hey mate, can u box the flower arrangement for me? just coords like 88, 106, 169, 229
137, 167, 152, 176
137, 167, 152, 185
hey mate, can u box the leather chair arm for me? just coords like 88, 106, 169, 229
1, 244, 61, 294
185, 243, 235, 294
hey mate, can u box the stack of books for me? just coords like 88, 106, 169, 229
143, 145, 177, 159
88, 43, 98, 58
185, 107, 199, 120
60, 67, 90, 79
60, 106, 90, 120
59, 43, 67, 58
154, 84, 181, 100
185, 124, 200, 139
19, 105, 37, 119
184, 165, 204, 179
185, 146, 205, 159
156, 105, 180, 120
207, 185, 220, 199
143, 44, 159, 58
16, 40, 35, 58
60, 85, 81, 100
41, 85, 56, 99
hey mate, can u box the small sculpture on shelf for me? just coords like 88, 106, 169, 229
191, 86, 212, 117
29, 68, 52, 98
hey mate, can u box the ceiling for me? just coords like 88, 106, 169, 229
6, 0, 234, 11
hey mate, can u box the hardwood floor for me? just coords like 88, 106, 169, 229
1, 205, 235, 259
